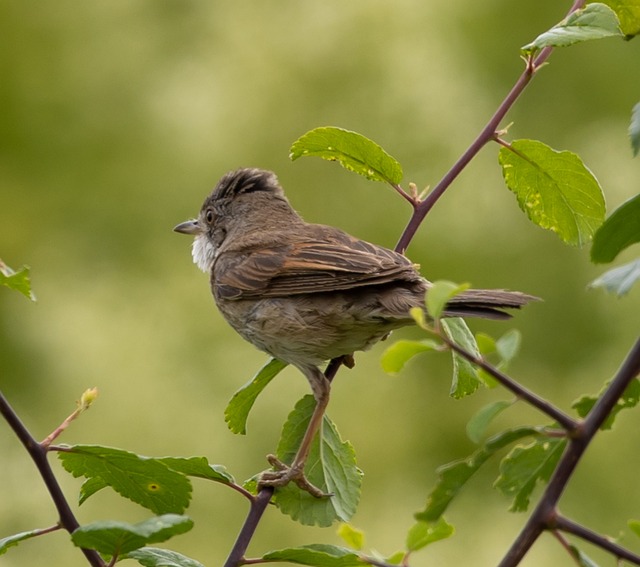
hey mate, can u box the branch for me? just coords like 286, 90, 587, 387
0, 390, 105, 567
223, 487, 274, 567
554, 514, 640, 565
499, 337, 640, 566
440, 333, 578, 431
394, 0, 585, 254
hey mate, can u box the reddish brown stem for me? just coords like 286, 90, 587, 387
441, 334, 577, 431
0, 391, 106, 567
394, 18, 566, 254
498, 337, 640, 566
223, 487, 274, 567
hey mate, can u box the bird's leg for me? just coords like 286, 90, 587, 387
260, 366, 332, 498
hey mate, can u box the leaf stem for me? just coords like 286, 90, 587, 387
32, 523, 64, 537
0, 390, 106, 567
389, 182, 419, 207
227, 481, 261, 502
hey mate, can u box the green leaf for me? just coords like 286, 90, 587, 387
466, 400, 514, 444
499, 139, 605, 247
494, 437, 567, 512
572, 378, 640, 430
71, 515, 192, 556
441, 318, 482, 398
290, 127, 403, 185
591, 194, 640, 263
409, 306, 429, 329
125, 547, 205, 567
271, 395, 362, 527
225, 358, 288, 434
157, 456, 234, 485
337, 524, 365, 551
384, 551, 405, 565
593, 0, 640, 36
79, 476, 109, 505
473, 331, 521, 388
0, 528, 52, 555
58, 445, 192, 514
631, 102, 640, 156
475, 332, 497, 356
522, 3, 622, 52
589, 258, 640, 296
426, 280, 470, 320
405, 517, 454, 552
0, 261, 36, 301
568, 544, 601, 567
380, 339, 440, 375
416, 427, 540, 522
496, 330, 522, 364
628, 519, 640, 538
263, 544, 366, 566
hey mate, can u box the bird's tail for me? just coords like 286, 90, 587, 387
443, 288, 540, 320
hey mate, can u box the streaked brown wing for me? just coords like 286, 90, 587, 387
214, 227, 421, 300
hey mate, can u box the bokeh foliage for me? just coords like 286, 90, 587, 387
2, 1, 640, 565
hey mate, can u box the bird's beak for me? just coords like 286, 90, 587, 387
173, 220, 201, 235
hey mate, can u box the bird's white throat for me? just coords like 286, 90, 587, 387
192, 234, 217, 272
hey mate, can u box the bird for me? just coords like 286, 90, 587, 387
174, 167, 537, 497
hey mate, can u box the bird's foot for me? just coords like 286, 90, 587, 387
259, 454, 333, 499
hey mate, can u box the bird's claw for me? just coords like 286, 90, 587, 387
259, 454, 333, 499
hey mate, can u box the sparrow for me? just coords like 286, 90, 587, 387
174, 167, 537, 496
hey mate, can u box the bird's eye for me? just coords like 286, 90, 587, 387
205, 209, 214, 224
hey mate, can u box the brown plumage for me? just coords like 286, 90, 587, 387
174, 168, 538, 496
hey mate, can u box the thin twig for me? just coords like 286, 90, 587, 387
240, 558, 272, 565
41, 387, 98, 448
30, 524, 64, 537
393, 5, 574, 254
440, 333, 578, 431
554, 514, 640, 565
0, 390, 106, 567
389, 182, 419, 207
227, 481, 261, 502
550, 529, 584, 566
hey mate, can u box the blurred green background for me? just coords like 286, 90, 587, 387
1, 1, 639, 565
